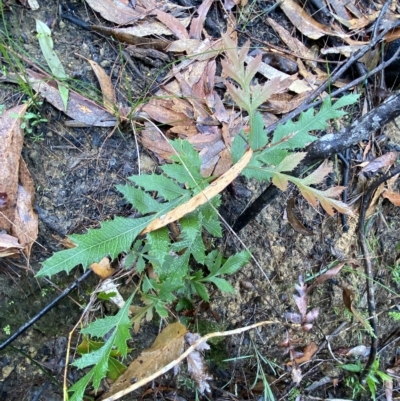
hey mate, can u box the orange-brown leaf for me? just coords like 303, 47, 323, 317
382, 190, 400, 206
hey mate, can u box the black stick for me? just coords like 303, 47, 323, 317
0, 269, 92, 351
358, 164, 400, 382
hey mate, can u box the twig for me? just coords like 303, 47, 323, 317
338, 149, 350, 232
101, 319, 281, 401
358, 164, 400, 382
0, 269, 92, 351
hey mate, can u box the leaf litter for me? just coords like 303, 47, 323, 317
0, 104, 38, 257
2, 0, 400, 398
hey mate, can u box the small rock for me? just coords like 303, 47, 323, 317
100, 59, 111, 68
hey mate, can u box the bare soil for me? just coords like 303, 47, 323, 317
0, 1, 399, 400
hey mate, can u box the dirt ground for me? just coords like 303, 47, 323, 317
1, 1, 400, 400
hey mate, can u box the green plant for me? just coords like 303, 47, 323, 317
341, 358, 392, 400
3, 325, 10, 335
16, 105, 47, 136
35, 37, 357, 400
388, 310, 400, 321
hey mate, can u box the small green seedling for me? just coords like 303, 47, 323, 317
341, 358, 392, 400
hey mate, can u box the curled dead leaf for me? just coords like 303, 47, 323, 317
90, 257, 115, 279
286, 198, 314, 236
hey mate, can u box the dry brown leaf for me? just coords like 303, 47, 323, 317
0, 104, 27, 233
329, 0, 350, 21
102, 322, 188, 400
342, 284, 374, 335
264, 92, 310, 114
51, 235, 77, 249
91, 25, 171, 50
0, 105, 38, 256
321, 45, 365, 58
279, 0, 346, 40
12, 159, 38, 255
90, 257, 115, 279
189, 0, 214, 40
213, 148, 233, 177
198, 141, 226, 176
382, 190, 400, 206
307, 261, 356, 293
385, 28, 400, 43
365, 182, 385, 218
347, 12, 380, 30
20, 70, 117, 127
141, 100, 194, 126
167, 39, 202, 53
286, 198, 314, 236
360, 151, 398, 173
152, 9, 189, 40
85, 0, 144, 25
141, 123, 175, 160
245, 55, 314, 94
141, 148, 252, 235
87, 59, 117, 114
0, 233, 23, 257
287, 342, 318, 365
116, 19, 190, 38
267, 18, 317, 68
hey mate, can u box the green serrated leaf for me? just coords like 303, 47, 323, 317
70, 293, 132, 394
209, 277, 235, 293
81, 294, 133, 352
169, 139, 202, 172
242, 158, 273, 181
192, 281, 209, 301
249, 112, 267, 150
117, 184, 164, 214
154, 302, 169, 317
208, 251, 223, 275
130, 174, 187, 201
275, 152, 307, 173
147, 227, 170, 267
341, 363, 362, 373
258, 147, 288, 166
172, 213, 206, 263
161, 163, 204, 189
218, 251, 250, 275
37, 215, 152, 277
270, 94, 357, 151
331, 93, 359, 109
68, 371, 94, 401
199, 202, 222, 237
231, 133, 247, 164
